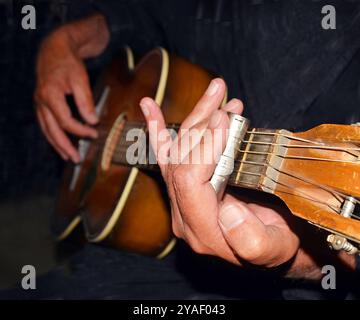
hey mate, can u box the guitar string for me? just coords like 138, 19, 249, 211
111, 127, 360, 209
230, 161, 343, 203
223, 164, 360, 220
127, 145, 352, 219
89, 123, 360, 217
112, 133, 360, 154
120, 122, 360, 151
267, 161, 360, 205
112, 141, 360, 165
220, 163, 352, 218
267, 178, 342, 214
93, 121, 360, 159
234, 150, 360, 164
103, 122, 353, 146
109, 125, 360, 157
240, 141, 360, 157
95, 121, 360, 149
261, 181, 360, 221
230, 158, 359, 205
247, 179, 360, 221
246, 131, 325, 145
95, 122, 356, 146
91, 136, 360, 221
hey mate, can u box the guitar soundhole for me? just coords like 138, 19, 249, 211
101, 113, 127, 171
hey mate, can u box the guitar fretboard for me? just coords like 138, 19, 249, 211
230, 129, 277, 189
111, 121, 277, 191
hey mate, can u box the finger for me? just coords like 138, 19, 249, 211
169, 97, 238, 166
218, 202, 299, 267
69, 66, 98, 125
37, 107, 69, 160
171, 111, 235, 257
170, 117, 209, 166
47, 91, 98, 138
140, 97, 172, 171
221, 98, 244, 115
37, 108, 69, 160
180, 109, 229, 177
181, 78, 227, 129
140, 97, 186, 235
168, 121, 220, 242
42, 107, 81, 163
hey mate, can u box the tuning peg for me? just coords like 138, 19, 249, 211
326, 197, 360, 255
327, 234, 359, 255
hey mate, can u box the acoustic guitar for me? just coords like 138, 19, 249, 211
53, 47, 360, 258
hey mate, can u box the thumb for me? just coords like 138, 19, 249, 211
218, 202, 298, 267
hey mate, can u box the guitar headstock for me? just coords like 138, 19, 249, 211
268, 123, 360, 254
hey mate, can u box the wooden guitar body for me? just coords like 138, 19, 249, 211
53, 47, 215, 257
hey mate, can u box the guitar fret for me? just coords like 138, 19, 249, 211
229, 129, 277, 189
111, 121, 277, 190
235, 128, 255, 184
111, 123, 179, 168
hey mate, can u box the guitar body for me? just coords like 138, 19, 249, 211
53, 47, 216, 257
52, 48, 135, 241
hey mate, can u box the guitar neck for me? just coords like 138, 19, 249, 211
111, 121, 280, 192
228, 128, 278, 190
111, 121, 179, 172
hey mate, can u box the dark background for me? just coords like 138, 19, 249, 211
0, 0, 103, 289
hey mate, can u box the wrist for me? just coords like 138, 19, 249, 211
284, 247, 356, 280
36, 27, 76, 75
283, 249, 322, 280
48, 26, 77, 54
65, 14, 110, 59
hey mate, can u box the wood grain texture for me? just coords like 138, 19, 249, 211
273, 124, 360, 242
80, 49, 214, 256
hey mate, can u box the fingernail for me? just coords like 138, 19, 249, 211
140, 100, 150, 117
223, 98, 243, 112
219, 204, 247, 231
206, 79, 220, 96
209, 110, 223, 128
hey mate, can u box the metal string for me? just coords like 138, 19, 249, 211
94, 121, 360, 220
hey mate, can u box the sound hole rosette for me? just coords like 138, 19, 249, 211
101, 113, 127, 171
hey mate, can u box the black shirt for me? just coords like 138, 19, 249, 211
93, 0, 360, 130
